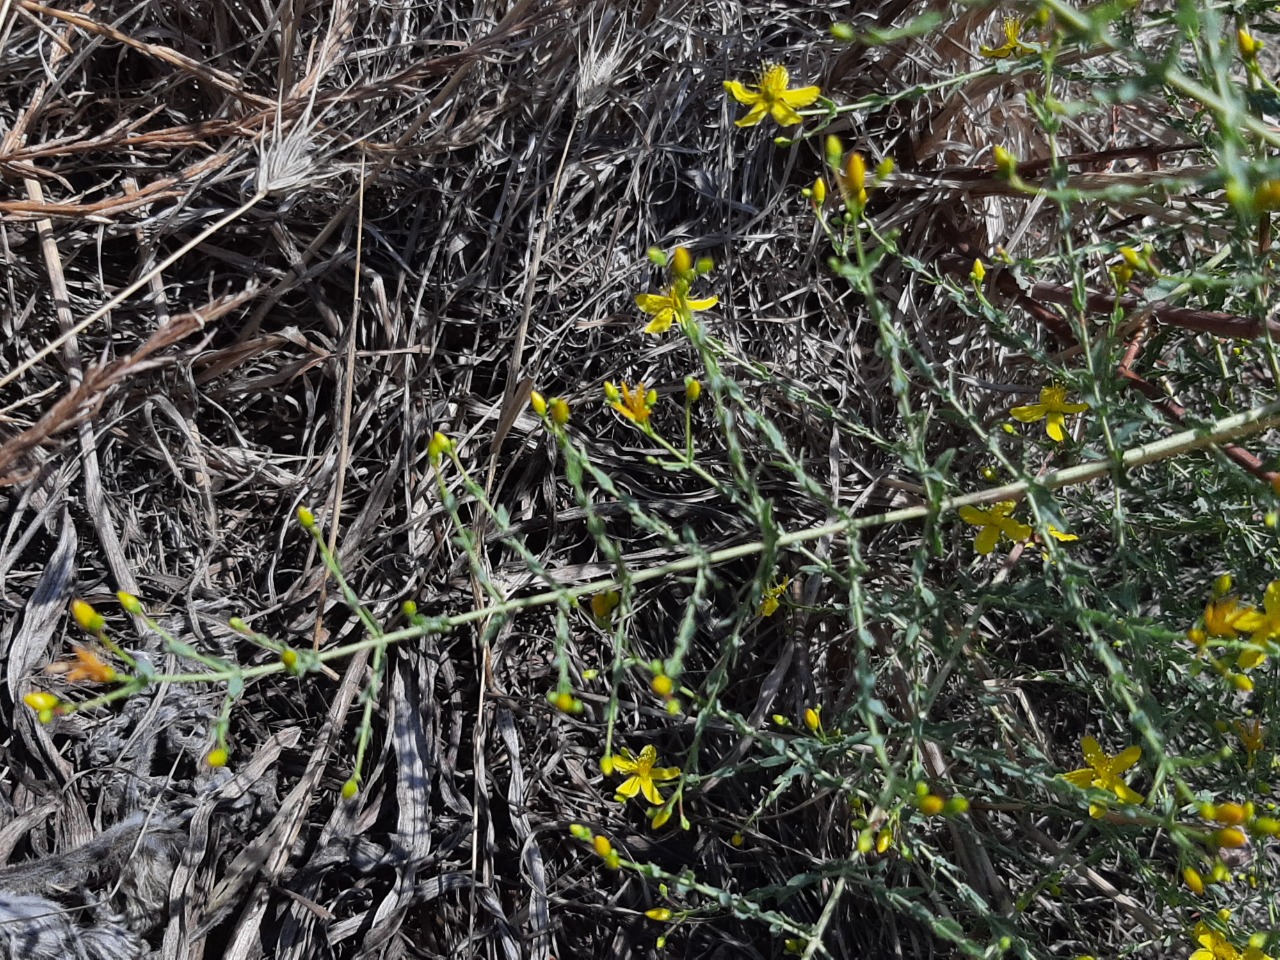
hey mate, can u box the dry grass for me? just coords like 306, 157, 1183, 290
2, 0, 1272, 957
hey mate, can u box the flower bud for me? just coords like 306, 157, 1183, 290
206, 747, 229, 768
530, 391, 547, 416
1239, 27, 1263, 62
116, 591, 144, 615
549, 397, 570, 425
684, 376, 702, 404
993, 145, 1017, 178
970, 259, 986, 283
1183, 866, 1205, 895
672, 247, 693, 276
71, 598, 104, 635
342, 778, 359, 799
603, 381, 620, 403
812, 177, 827, 204
645, 908, 672, 922
296, 505, 316, 530
23, 691, 59, 712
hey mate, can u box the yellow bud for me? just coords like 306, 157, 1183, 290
918, 794, 946, 816
1183, 866, 1205, 895
570, 823, 592, 841
342, 778, 359, 799
1215, 827, 1249, 848
530, 391, 547, 416
856, 829, 874, 854
875, 157, 895, 180
402, 600, 418, 616
1232, 672, 1255, 693
116, 591, 143, 615
651, 806, 673, 829
944, 796, 970, 816
812, 177, 827, 204
1252, 816, 1280, 836
551, 691, 580, 714
672, 247, 693, 276
1256, 180, 1280, 212
71, 598, 105, 635
1211, 860, 1231, 883
1213, 574, 1233, 597
845, 151, 866, 194
1239, 27, 1263, 61
1188, 626, 1207, 647
971, 258, 986, 283
684, 376, 702, 403
645, 388, 658, 408
652, 674, 674, 697
23, 691, 59, 712
603, 851, 621, 870
296, 505, 315, 530
731, 832, 744, 847
993, 145, 1016, 176
281, 647, 299, 673
548, 397, 570, 425
645, 908, 672, 922
603, 381, 620, 403
600, 755, 615, 776
1215, 802, 1247, 826
876, 828, 893, 853
427, 431, 454, 464
206, 747, 229, 768
593, 835, 613, 858
804, 707, 821, 732
825, 135, 844, 170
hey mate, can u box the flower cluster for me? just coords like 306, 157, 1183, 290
1188, 576, 1280, 688
634, 246, 718, 335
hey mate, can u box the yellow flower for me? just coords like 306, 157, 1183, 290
1205, 596, 1254, 639
1062, 735, 1144, 804
979, 18, 1038, 58
606, 381, 657, 425
46, 646, 117, 684
1009, 385, 1090, 442
591, 589, 620, 623
611, 745, 681, 804
1191, 925, 1239, 960
635, 281, 718, 334
722, 64, 821, 127
758, 577, 790, 617
1235, 718, 1265, 767
958, 501, 1032, 555
1236, 580, 1280, 641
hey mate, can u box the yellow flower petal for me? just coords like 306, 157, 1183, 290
643, 311, 676, 334
722, 79, 757, 105
736, 102, 769, 127
781, 85, 821, 108
1111, 745, 1142, 774
617, 776, 642, 798
635, 293, 673, 314
974, 524, 1001, 555
1009, 404, 1046, 423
